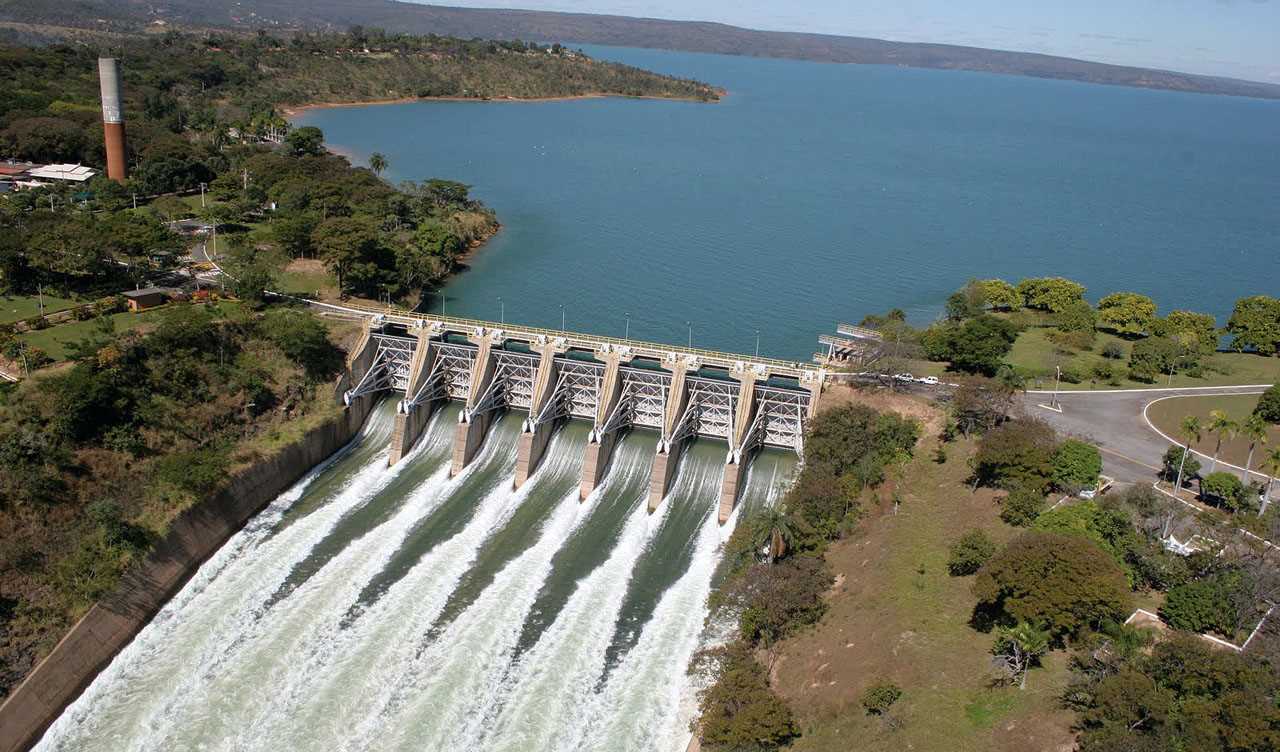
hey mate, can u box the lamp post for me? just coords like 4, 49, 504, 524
754, 329, 761, 358
624, 313, 631, 343
686, 321, 693, 349
199, 182, 206, 208
498, 296, 504, 324
560, 304, 565, 333
1052, 365, 1062, 410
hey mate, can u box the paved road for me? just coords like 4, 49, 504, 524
1019, 386, 1269, 484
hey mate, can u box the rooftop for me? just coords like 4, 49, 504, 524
26, 164, 96, 182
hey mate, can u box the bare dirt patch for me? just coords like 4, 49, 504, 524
819, 383, 946, 438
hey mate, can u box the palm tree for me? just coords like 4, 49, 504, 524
994, 622, 1050, 689
1174, 415, 1203, 492
369, 152, 388, 176
754, 505, 795, 564
1239, 413, 1268, 485
1260, 447, 1280, 516
1207, 410, 1239, 475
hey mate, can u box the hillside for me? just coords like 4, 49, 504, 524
3, 0, 1279, 100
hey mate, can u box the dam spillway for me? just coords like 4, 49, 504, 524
33, 399, 796, 751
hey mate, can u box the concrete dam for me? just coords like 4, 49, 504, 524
32, 305, 812, 751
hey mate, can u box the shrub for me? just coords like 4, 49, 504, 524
1101, 342, 1125, 360
1052, 439, 1102, 493
1200, 471, 1247, 511
1161, 571, 1242, 635
1032, 501, 1139, 571
1097, 292, 1157, 336
948, 529, 997, 575
1056, 300, 1097, 334
973, 532, 1130, 639
1016, 277, 1086, 313
1047, 328, 1094, 351
973, 417, 1058, 492
861, 682, 903, 715
1001, 486, 1046, 527
696, 641, 797, 751
737, 556, 832, 647
72, 305, 94, 321
1161, 445, 1201, 484
30, 316, 50, 330
259, 308, 342, 379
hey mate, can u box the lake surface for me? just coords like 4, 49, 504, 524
296, 46, 1280, 361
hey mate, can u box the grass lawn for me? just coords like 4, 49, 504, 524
20, 301, 243, 363
277, 258, 339, 300
773, 422, 1077, 752
1146, 393, 1279, 473
0, 293, 86, 324
1007, 327, 1280, 390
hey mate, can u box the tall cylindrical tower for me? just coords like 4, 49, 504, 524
98, 57, 126, 182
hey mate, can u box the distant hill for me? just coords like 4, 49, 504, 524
4, 0, 1280, 100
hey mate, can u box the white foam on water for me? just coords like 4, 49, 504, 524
562, 457, 739, 752
33, 406, 429, 752
238, 425, 527, 751
363, 442, 589, 752
467, 441, 662, 752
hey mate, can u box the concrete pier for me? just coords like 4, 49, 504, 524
451, 333, 498, 476
647, 360, 692, 512
514, 342, 565, 488
716, 371, 759, 523
388, 328, 436, 466
578, 351, 624, 499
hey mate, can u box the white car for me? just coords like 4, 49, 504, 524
918, 376, 940, 385
894, 373, 914, 382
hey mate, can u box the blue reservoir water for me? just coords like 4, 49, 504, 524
295, 46, 1280, 361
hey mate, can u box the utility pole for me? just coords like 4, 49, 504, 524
624, 313, 630, 343
199, 182, 206, 208
560, 304, 565, 332
498, 296, 504, 324
754, 329, 761, 358
1052, 365, 1062, 410
686, 321, 692, 349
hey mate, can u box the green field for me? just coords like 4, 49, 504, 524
1007, 327, 1280, 390
1146, 393, 1279, 474
19, 302, 242, 363
0, 294, 85, 325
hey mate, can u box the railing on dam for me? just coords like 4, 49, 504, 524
322, 297, 825, 524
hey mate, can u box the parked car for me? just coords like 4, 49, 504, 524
918, 376, 940, 385
894, 373, 914, 382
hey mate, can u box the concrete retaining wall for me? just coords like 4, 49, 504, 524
0, 396, 375, 752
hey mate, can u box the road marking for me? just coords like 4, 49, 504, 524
1097, 445, 1160, 472
1141, 394, 1275, 483
1026, 385, 1271, 395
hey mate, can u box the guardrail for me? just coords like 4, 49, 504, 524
282, 294, 821, 377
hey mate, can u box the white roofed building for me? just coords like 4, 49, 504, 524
25, 164, 96, 182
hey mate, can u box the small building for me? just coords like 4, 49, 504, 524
25, 164, 96, 183
122, 287, 171, 312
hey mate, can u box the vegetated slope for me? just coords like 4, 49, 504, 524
4, 0, 1280, 100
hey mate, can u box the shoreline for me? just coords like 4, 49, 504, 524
282, 90, 724, 116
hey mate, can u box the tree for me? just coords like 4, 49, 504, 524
1032, 501, 1139, 568
1052, 439, 1102, 493
1254, 384, 1280, 424
271, 213, 318, 258
737, 557, 831, 646
1001, 486, 1046, 527
752, 505, 795, 564
1056, 299, 1097, 334
1226, 295, 1280, 356
1206, 409, 1238, 475
1016, 277, 1086, 313
972, 531, 1130, 639
946, 280, 987, 320
368, 151, 388, 176
260, 309, 342, 379
1128, 336, 1196, 383
285, 125, 325, 157
977, 279, 1020, 311
1175, 416, 1203, 492
696, 641, 797, 751
1200, 472, 1247, 512
1152, 310, 1218, 352
992, 622, 1050, 689
931, 314, 1019, 375
311, 216, 377, 295
1162, 446, 1200, 485
951, 375, 1016, 436
1161, 571, 1242, 635
948, 529, 997, 575
973, 417, 1059, 492
1097, 292, 1157, 336
1239, 413, 1268, 486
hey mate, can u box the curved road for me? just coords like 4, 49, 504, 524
1019, 385, 1270, 483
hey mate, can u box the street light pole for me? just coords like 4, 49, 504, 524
1052, 365, 1062, 410
498, 297, 504, 324
686, 321, 692, 349
754, 329, 760, 358
560, 304, 565, 332
199, 182, 206, 208
624, 313, 630, 343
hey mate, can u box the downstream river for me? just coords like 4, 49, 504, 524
297, 45, 1279, 360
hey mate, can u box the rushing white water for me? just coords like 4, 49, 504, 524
34, 408, 787, 752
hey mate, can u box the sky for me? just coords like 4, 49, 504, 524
421, 0, 1280, 83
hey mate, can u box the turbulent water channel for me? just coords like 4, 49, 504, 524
36, 400, 794, 751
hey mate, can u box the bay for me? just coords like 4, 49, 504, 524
295, 45, 1280, 361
